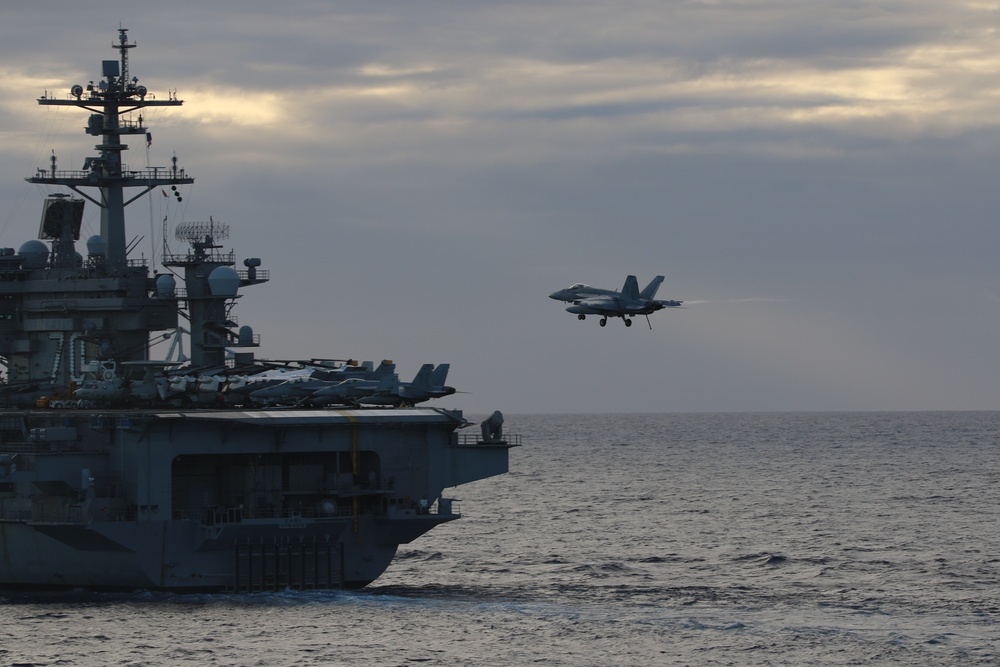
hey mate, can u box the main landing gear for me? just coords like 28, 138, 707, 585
577, 314, 638, 328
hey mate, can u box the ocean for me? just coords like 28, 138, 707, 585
2, 412, 998, 666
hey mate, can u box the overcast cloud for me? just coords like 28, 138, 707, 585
1, 1, 999, 413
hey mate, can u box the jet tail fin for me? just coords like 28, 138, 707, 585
429, 363, 450, 388
621, 275, 640, 300
409, 364, 435, 388
372, 360, 396, 377
639, 276, 665, 300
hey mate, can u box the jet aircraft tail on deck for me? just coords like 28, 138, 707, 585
429, 363, 450, 389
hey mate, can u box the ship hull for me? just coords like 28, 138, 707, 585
0, 515, 448, 591
0, 407, 511, 591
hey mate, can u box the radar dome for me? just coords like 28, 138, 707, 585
86, 235, 107, 256
155, 274, 176, 298
239, 325, 253, 347
208, 266, 240, 297
238, 325, 254, 346
18, 240, 49, 269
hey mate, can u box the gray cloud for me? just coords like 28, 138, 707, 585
1, 1, 999, 412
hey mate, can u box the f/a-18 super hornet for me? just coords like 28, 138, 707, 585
549, 275, 682, 328
355, 363, 456, 406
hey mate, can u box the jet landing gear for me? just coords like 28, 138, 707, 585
595, 316, 629, 327
579, 314, 638, 328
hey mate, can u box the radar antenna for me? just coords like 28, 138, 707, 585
174, 217, 230, 260
175, 217, 230, 245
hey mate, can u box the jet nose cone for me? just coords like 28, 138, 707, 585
549, 290, 565, 300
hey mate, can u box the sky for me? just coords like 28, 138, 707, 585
1, 0, 999, 413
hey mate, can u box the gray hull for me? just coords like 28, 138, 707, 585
0, 408, 513, 591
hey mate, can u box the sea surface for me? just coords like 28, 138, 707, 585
2, 412, 999, 666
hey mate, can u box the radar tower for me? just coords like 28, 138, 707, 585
27, 27, 191, 272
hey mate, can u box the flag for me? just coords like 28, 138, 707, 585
146, 132, 152, 147
162, 189, 168, 197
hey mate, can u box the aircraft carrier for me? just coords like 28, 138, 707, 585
0, 29, 516, 591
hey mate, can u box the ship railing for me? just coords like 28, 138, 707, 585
40, 505, 84, 524
173, 507, 353, 524
389, 498, 460, 517
30, 167, 189, 181
32, 257, 147, 271
173, 500, 459, 525
156, 287, 187, 299
162, 250, 236, 265
237, 269, 270, 282
30, 169, 96, 180
0, 442, 37, 456
127, 167, 189, 180
456, 432, 521, 447
0, 507, 32, 522
235, 332, 261, 346
4, 504, 86, 524
387, 497, 459, 516
0, 440, 83, 455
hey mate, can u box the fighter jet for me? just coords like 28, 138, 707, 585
241, 360, 400, 407
307, 361, 400, 406
549, 275, 682, 328
356, 363, 456, 407
222, 366, 314, 406
248, 376, 340, 406
406, 363, 457, 403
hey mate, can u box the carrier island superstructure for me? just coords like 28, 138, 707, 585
0, 29, 516, 591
